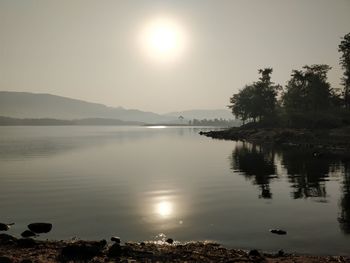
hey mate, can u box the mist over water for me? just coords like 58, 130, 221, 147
0, 126, 349, 255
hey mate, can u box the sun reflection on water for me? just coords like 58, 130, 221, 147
156, 200, 173, 217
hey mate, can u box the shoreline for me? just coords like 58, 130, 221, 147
1, 234, 349, 263
200, 126, 350, 154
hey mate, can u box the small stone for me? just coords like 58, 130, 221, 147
166, 238, 174, 244
28, 223, 52, 234
21, 230, 37, 238
277, 249, 285, 257
140, 242, 146, 246
111, 236, 121, 243
0, 256, 13, 263
270, 229, 287, 235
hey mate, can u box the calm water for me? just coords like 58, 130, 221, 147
0, 126, 349, 255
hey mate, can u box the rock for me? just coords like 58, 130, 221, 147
248, 249, 261, 257
0, 256, 13, 263
270, 229, 287, 235
28, 223, 52, 234
0, 223, 14, 231
111, 236, 121, 244
17, 238, 36, 248
108, 243, 122, 257
166, 238, 174, 244
19, 260, 32, 263
277, 249, 285, 257
21, 230, 37, 238
0, 233, 17, 245
60, 241, 105, 261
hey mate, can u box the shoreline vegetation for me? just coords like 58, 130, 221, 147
199, 33, 350, 153
0, 234, 349, 263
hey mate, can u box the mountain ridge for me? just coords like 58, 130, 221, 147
0, 91, 233, 123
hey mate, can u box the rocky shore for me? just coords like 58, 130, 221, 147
200, 126, 350, 153
0, 234, 349, 263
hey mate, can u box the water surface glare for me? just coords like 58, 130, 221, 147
0, 126, 349, 255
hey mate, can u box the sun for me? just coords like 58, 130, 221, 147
139, 16, 187, 62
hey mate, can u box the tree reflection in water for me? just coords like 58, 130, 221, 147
339, 160, 350, 234
229, 141, 350, 234
230, 142, 276, 199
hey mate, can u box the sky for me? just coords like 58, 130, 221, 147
0, 0, 350, 113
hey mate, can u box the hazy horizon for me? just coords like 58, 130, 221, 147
1, 0, 350, 113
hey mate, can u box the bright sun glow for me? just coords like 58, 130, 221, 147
139, 16, 187, 62
156, 201, 173, 217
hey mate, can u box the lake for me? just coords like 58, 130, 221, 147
0, 126, 349, 255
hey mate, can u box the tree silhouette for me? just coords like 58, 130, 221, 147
228, 68, 281, 123
339, 32, 350, 109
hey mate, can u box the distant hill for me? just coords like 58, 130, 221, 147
0, 91, 176, 123
0, 116, 143, 126
165, 109, 234, 120
0, 91, 235, 124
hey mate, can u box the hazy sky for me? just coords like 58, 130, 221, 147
1, 0, 350, 113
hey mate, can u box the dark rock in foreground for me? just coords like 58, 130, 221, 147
28, 223, 52, 234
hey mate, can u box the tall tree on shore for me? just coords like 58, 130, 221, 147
339, 32, 350, 109
229, 68, 280, 123
283, 65, 333, 112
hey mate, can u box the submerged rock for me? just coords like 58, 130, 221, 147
270, 229, 287, 235
27, 223, 52, 234
20, 230, 36, 238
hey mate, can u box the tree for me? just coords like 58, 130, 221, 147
282, 64, 341, 128
283, 65, 333, 112
339, 32, 350, 109
229, 68, 281, 123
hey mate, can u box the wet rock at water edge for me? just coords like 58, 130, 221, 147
0, 233, 17, 245
166, 238, 174, 244
0, 223, 14, 231
0, 256, 13, 263
27, 223, 52, 234
111, 236, 121, 244
21, 230, 37, 238
270, 229, 287, 235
